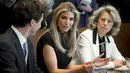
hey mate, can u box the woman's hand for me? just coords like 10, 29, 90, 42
83, 61, 94, 73
92, 53, 111, 67
82, 53, 111, 73
112, 60, 122, 68
81, 53, 111, 73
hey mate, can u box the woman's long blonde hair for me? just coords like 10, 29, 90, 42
50, 2, 80, 57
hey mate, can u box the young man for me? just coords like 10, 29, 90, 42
0, 0, 45, 73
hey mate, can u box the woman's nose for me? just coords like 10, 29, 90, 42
104, 20, 108, 25
65, 19, 70, 25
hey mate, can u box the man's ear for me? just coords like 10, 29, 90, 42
30, 19, 35, 27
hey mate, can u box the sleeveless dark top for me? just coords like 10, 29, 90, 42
37, 31, 71, 73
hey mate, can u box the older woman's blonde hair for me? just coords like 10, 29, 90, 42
49, 2, 80, 57
88, 5, 121, 36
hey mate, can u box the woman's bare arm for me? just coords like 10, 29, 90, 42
43, 44, 87, 73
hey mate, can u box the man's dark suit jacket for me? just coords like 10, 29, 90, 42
0, 27, 41, 73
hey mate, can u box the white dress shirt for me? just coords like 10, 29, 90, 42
11, 25, 28, 64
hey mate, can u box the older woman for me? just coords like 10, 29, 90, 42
75, 5, 129, 68
36, 2, 110, 73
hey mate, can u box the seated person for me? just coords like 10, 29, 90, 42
0, 0, 44, 73
36, 2, 110, 73
69, 0, 93, 28
74, 5, 130, 68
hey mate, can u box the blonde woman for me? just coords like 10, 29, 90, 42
37, 2, 110, 73
75, 5, 130, 69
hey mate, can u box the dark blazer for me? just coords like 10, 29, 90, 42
0, 27, 41, 73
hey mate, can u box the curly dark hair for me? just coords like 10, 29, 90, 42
12, 0, 45, 27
